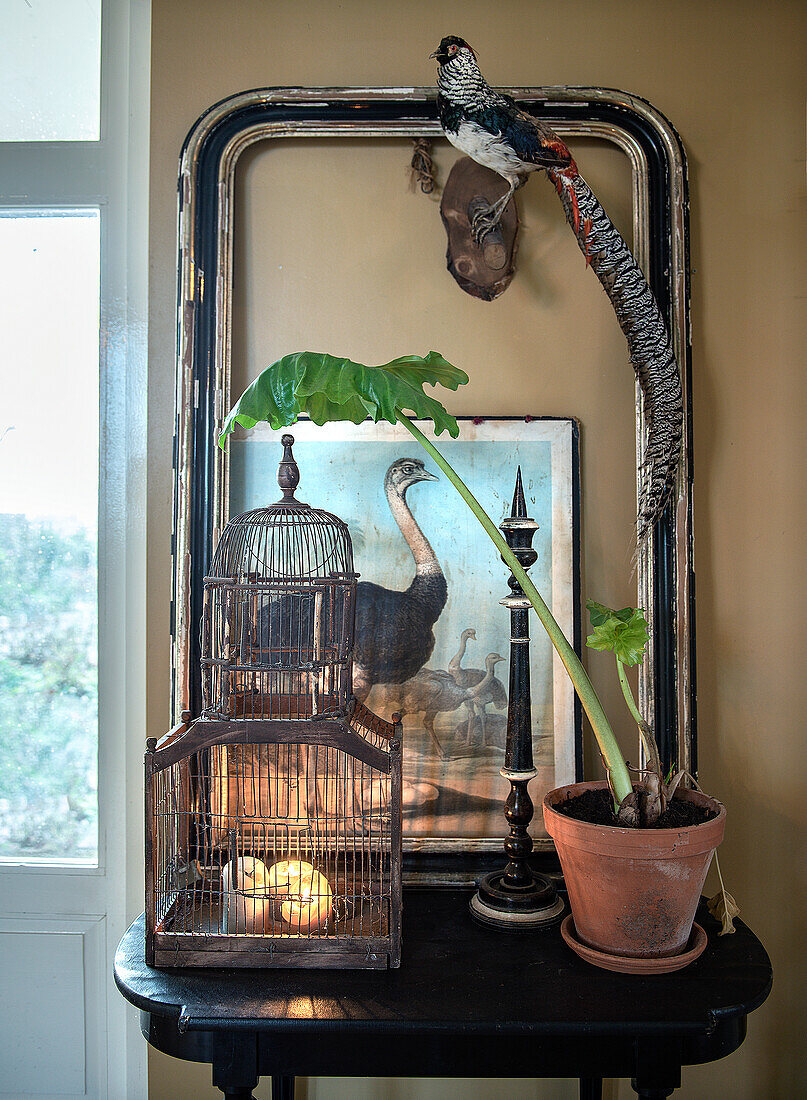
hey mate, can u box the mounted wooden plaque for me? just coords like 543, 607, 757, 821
440, 156, 519, 301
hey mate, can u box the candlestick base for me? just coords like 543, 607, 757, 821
469, 870, 565, 931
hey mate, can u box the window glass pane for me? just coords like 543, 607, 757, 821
0, 211, 99, 862
0, 0, 101, 142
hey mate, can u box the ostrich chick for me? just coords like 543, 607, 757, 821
387, 653, 505, 757
449, 628, 507, 744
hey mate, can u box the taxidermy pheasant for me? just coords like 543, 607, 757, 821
431, 35, 683, 550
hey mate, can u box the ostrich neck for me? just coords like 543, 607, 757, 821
469, 662, 495, 698
449, 634, 469, 674
387, 484, 441, 576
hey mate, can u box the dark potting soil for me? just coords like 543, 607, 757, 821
555, 786, 717, 829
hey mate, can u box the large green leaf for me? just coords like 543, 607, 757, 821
218, 351, 469, 448
585, 598, 650, 667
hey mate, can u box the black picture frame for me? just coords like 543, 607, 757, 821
169, 87, 696, 882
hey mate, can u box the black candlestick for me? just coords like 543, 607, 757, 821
469, 468, 564, 930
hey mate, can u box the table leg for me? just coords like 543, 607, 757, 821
632, 1035, 681, 1098
272, 1076, 295, 1100
579, 1078, 603, 1100
212, 1033, 259, 1100
631, 1082, 675, 1099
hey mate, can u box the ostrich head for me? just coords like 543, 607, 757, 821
384, 457, 438, 499
461, 628, 477, 642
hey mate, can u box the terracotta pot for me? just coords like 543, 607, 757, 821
543, 780, 726, 959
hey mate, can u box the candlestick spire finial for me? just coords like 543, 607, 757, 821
470, 467, 564, 932
511, 466, 527, 519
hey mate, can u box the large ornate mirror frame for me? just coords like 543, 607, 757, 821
170, 87, 696, 820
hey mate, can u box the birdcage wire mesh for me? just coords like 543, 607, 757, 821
211, 503, 356, 581
201, 505, 359, 720
146, 705, 401, 967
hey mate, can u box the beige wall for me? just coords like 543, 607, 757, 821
147, 2, 807, 1097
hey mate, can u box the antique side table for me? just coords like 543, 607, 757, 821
115, 887, 772, 1100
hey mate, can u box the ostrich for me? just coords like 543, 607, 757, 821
385, 653, 505, 757
353, 458, 447, 700
448, 628, 507, 744
448, 627, 477, 678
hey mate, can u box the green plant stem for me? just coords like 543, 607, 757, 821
398, 412, 633, 804
616, 658, 643, 729
616, 657, 658, 772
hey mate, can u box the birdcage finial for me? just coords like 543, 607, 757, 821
276, 434, 305, 505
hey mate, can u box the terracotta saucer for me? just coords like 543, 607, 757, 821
560, 915, 708, 974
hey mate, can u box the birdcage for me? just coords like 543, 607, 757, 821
145, 435, 402, 969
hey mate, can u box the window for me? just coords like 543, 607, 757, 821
0, 1, 108, 864
0, 0, 101, 142
0, 2, 148, 1090
0, 211, 101, 860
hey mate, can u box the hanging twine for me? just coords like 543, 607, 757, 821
409, 138, 436, 195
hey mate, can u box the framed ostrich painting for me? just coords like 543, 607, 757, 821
226, 416, 582, 857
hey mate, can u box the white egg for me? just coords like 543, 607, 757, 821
221, 856, 333, 935
221, 855, 272, 934
274, 864, 333, 934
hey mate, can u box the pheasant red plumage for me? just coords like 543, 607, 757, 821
549, 158, 594, 265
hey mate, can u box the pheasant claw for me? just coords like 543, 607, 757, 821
467, 196, 507, 267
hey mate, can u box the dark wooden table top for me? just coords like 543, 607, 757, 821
115, 887, 772, 1091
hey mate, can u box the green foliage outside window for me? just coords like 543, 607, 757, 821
0, 513, 97, 859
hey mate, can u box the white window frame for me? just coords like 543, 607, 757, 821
0, 1, 150, 1095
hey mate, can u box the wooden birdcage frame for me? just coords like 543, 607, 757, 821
146, 436, 402, 968
145, 706, 401, 969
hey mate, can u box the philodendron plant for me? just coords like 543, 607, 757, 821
585, 600, 676, 826
220, 350, 629, 811
584, 599, 738, 932
219, 351, 650, 806
220, 350, 738, 930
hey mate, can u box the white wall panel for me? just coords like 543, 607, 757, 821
0, 917, 106, 1099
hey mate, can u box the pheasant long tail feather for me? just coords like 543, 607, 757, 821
548, 168, 684, 553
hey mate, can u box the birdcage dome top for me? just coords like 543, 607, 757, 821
209, 435, 356, 582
